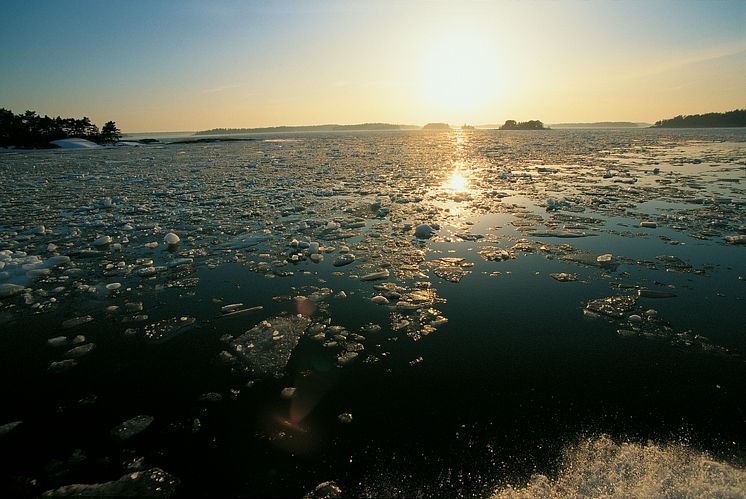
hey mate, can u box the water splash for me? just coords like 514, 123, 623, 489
492, 435, 746, 498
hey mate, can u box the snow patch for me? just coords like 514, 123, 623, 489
50, 138, 101, 149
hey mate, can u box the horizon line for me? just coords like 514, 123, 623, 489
122, 119, 657, 134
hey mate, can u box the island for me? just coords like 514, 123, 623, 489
550, 122, 649, 129
651, 109, 746, 128
0, 108, 121, 149
499, 120, 547, 130
195, 123, 419, 135
422, 122, 451, 130
461, 124, 475, 130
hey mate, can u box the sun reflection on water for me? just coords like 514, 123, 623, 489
443, 170, 469, 192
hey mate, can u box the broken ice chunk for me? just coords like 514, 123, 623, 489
143, 317, 196, 343
93, 235, 112, 246
47, 336, 68, 347
723, 235, 746, 245
638, 289, 677, 298
48, 359, 77, 373
360, 269, 390, 281
62, 315, 94, 329
111, 415, 154, 441
64, 343, 96, 359
40, 468, 178, 498
0, 283, 25, 298
550, 273, 578, 282
230, 315, 310, 378
596, 254, 613, 264
332, 254, 355, 267
163, 232, 180, 245
303, 481, 342, 499
414, 224, 434, 239
0, 420, 22, 438
584, 295, 637, 319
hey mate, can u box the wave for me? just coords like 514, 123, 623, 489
492, 435, 746, 498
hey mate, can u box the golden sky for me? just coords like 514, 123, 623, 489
2, 1, 745, 131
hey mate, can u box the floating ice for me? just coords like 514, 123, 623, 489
47, 336, 67, 347
62, 316, 94, 329
360, 269, 390, 281
143, 316, 196, 343
0, 283, 25, 298
596, 254, 613, 264
230, 315, 311, 378
217, 233, 269, 250
550, 273, 578, 282
93, 235, 112, 246
638, 289, 677, 299
333, 254, 355, 267
585, 295, 637, 319
111, 415, 155, 440
0, 420, 22, 437
41, 468, 178, 498
414, 224, 434, 239
530, 230, 595, 238
48, 359, 77, 373
723, 234, 746, 245
64, 343, 96, 359
164, 232, 180, 245
303, 481, 342, 499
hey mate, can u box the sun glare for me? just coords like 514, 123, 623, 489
421, 33, 501, 118
444, 170, 469, 192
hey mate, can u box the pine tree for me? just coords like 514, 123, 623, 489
100, 121, 122, 144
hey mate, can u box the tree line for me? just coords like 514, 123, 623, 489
0, 108, 122, 148
651, 109, 746, 128
499, 120, 546, 130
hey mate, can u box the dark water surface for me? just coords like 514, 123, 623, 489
0, 129, 744, 497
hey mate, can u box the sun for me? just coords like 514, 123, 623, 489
420, 33, 501, 118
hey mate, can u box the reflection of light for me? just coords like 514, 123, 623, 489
296, 296, 316, 316
444, 171, 469, 192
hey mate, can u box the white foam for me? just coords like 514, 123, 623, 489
492, 435, 746, 498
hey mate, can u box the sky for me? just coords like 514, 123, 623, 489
1, 0, 744, 132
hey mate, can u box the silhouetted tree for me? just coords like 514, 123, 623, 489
0, 108, 119, 148
0, 108, 15, 147
652, 109, 746, 128
100, 121, 122, 144
500, 119, 545, 130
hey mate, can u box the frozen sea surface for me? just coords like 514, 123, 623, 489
0, 129, 744, 497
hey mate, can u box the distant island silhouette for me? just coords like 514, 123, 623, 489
499, 120, 546, 130
550, 122, 649, 129
651, 109, 745, 128
195, 123, 420, 135
423, 122, 451, 130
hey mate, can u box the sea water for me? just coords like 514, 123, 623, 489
0, 129, 744, 497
